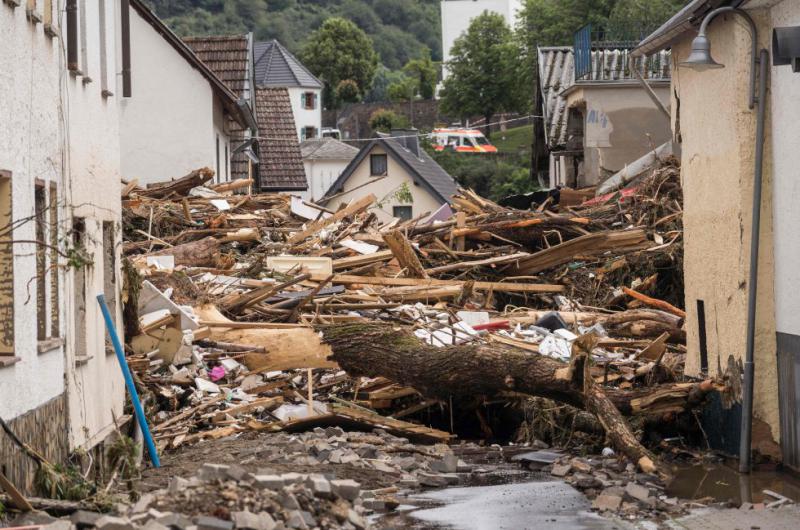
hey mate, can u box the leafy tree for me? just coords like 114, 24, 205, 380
363, 66, 407, 103
402, 49, 437, 100
369, 109, 409, 133
336, 79, 361, 104
606, 0, 684, 39
387, 76, 416, 103
300, 17, 378, 109
440, 12, 525, 136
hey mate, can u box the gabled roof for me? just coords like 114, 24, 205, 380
183, 35, 250, 98
253, 40, 323, 89
255, 87, 308, 191
322, 137, 459, 205
129, 0, 248, 129
300, 138, 359, 161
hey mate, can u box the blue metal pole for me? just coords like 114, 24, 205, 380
96, 294, 160, 468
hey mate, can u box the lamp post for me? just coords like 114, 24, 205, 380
679, 7, 769, 474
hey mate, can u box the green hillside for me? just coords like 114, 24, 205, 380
145, 0, 441, 71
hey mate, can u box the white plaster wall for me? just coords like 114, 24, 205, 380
303, 159, 351, 201
0, 1, 66, 421
768, 0, 800, 336
441, 0, 522, 78
323, 145, 443, 223
289, 87, 322, 140
119, 8, 223, 185
64, 0, 125, 450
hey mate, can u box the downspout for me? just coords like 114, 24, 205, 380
121, 0, 132, 97
741, 48, 768, 474
628, 55, 671, 120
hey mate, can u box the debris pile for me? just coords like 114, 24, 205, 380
109, 159, 743, 522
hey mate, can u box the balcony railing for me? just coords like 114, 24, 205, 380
573, 24, 671, 82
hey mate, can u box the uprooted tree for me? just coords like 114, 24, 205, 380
320, 322, 721, 478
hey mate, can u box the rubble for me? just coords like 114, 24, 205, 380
32, 158, 749, 526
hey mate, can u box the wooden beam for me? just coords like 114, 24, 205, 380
383, 230, 428, 278
288, 194, 376, 244
311, 273, 565, 294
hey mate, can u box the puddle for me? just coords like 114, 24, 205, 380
666, 462, 800, 505
377, 481, 630, 530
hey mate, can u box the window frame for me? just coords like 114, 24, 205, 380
392, 205, 412, 221
0, 170, 17, 365
370, 153, 388, 177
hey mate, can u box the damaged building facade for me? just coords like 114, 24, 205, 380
634, 0, 800, 469
537, 43, 672, 188
0, 0, 126, 492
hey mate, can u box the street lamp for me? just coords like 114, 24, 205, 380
679, 7, 769, 474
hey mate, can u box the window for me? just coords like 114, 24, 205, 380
302, 126, 317, 140
393, 206, 412, 221
72, 217, 88, 364
35, 184, 46, 341
215, 135, 221, 184
0, 171, 14, 362
43, 0, 57, 37
302, 92, 316, 110
26, 0, 42, 24
102, 221, 116, 335
66, 1, 80, 73
370, 154, 388, 176
224, 143, 229, 181
98, 0, 113, 97
49, 183, 59, 338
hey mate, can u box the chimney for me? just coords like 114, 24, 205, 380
391, 128, 420, 157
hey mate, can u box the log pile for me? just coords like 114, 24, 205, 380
119, 158, 724, 478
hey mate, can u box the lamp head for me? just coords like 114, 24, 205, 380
680, 34, 725, 70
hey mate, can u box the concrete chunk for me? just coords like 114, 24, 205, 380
550, 463, 572, 477
195, 516, 234, 530
592, 494, 622, 512
624, 482, 651, 502
197, 463, 230, 482
331, 479, 361, 501
71, 511, 102, 529
41, 521, 73, 530
253, 474, 284, 490
231, 511, 261, 530
95, 515, 135, 530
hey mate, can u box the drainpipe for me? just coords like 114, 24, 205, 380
121, 0, 132, 97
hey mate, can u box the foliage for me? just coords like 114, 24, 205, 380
145, 0, 443, 71
377, 181, 414, 208
402, 49, 438, 100
514, 0, 684, 92
490, 125, 534, 155
387, 76, 417, 103
431, 150, 538, 202
439, 12, 526, 134
369, 109, 409, 133
364, 66, 407, 103
336, 79, 361, 104
300, 17, 378, 109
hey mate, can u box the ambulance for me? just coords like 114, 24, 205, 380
430, 128, 498, 154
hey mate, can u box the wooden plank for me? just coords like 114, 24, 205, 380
383, 230, 428, 278
311, 273, 565, 294
510, 229, 649, 275
333, 249, 393, 270
288, 194, 376, 244
425, 252, 530, 276
0, 470, 33, 511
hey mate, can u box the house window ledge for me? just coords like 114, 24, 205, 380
0, 357, 21, 369
44, 23, 58, 39
26, 8, 42, 24
38, 337, 63, 354
74, 354, 93, 366
2, 1, 22, 9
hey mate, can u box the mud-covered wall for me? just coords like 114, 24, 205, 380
672, 9, 779, 442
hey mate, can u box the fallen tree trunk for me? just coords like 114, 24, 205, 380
320, 323, 716, 476
145, 236, 221, 267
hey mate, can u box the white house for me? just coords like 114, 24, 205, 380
1, 0, 125, 492
440, 0, 523, 79
119, 0, 254, 186
300, 138, 359, 202
254, 40, 323, 141
321, 130, 459, 223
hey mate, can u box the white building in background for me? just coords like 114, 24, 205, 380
253, 40, 323, 141
441, 0, 523, 79
120, 0, 252, 186
1, 0, 125, 493
300, 138, 360, 201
